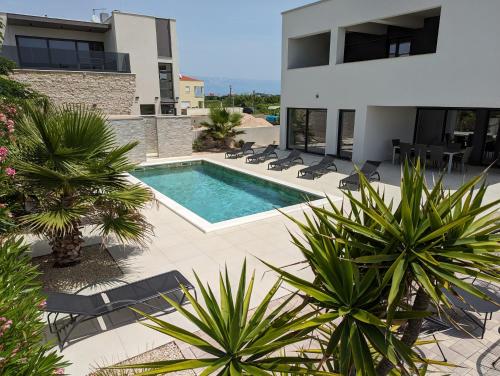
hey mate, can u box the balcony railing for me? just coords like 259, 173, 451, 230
0, 45, 131, 73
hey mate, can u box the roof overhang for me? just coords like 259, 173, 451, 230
6, 13, 111, 33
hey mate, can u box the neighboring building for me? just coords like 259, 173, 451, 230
0, 11, 181, 115
280, 0, 500, 166
179, 74, 205, 111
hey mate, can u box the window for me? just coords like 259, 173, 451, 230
185, 86, 191, 94
158, 63, 175, 100
16, 36, 106, 70
194, 86, 204, 98
287, 108, 327, 154
161, 103, 176, 115
388, 39, 411, 58
140, 104, 156, 115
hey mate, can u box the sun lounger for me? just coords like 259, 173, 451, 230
246, 144, 278, 163
441, 285, 499, 339
297, 155, 337, 179
225, 142, 255, 159
45, 270, 195, 349
268, 149, 303, 171
339, 160, 381, 190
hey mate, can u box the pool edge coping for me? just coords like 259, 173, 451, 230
127, 157, 341, 233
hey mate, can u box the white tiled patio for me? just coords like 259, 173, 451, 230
45, 151, 500, 375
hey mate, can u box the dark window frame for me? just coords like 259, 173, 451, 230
337, 110, 356, 160
140, 104, 156, 115
286, 107, 327, 155
16, 35, 105, 69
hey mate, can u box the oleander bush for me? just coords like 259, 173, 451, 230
0, 238, 67, 375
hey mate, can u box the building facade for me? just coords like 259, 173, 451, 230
0, 11, 181, 116
179, 74, 205, 111
280, 0, 500, 166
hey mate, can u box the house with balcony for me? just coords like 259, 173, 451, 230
179, 74, 205, 112
0, 11, 181, 115
280, 0, 500, 167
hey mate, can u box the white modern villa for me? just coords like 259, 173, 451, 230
280, 0, 500, 166
0, 11, 181, 115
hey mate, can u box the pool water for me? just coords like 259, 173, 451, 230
132, 161, 320, 223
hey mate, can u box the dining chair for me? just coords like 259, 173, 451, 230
413, 144, 428, 166
454, 147, 473, 173
392, 139, 401, 163
399, 143, 413, 164
428, 145, 446, 170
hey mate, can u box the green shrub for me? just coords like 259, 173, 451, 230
0, 57, 17, 76
0, 237, 67, 375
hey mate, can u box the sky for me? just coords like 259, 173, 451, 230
2, 0, 314, 81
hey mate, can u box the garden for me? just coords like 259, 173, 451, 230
1, 37, 499, 376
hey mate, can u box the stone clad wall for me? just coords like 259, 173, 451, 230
108, 116, 146, 164
108, 115, 192, 163
156, 116, 193, 158
11, 69, 136, 115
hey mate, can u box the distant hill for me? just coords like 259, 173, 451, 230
198, 76, 280, 96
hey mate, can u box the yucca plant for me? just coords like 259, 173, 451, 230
12, 102, 153, 266
113, 261, 336, 375
269, 160, 499, 375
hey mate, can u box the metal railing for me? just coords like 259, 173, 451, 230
0, 45, 131, 73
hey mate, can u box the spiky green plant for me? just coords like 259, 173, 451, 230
113, 261, 336, 375
268, 160, 499, 375
200, 108, 244, 147
12, 102, 153, 266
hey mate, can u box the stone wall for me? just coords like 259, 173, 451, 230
108, 116, 146, 164
11, 69, 136, 115
142, 116, 159, 155
157, 116, 193, 158
108, 115, 192, 163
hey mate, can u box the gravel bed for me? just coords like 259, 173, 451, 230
33, 244, 123, 293
89, 342, 196, 376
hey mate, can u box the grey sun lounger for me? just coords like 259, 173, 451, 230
246, 144, 278, 163
45, 270, 195, 349
441, 285, 499, 339
225, 142, 255, 159
268, 149, 303, 171
297, 155, 337, 179
339, 160, 381, 190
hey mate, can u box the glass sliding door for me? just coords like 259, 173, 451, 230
338, 110, 355, 159
415, 109, 446, 145
483, 111, 500, 165
287, 108, 327, 154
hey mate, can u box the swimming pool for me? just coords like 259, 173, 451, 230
130, 160, 325, 230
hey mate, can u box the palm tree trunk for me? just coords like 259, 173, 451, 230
50, 222, 84, 267
376, 286, 431, 376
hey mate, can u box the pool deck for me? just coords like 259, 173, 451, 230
47, 151, 500, 375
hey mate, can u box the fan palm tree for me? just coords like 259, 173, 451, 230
200, 108, 244, 147
13, 103, 153, 266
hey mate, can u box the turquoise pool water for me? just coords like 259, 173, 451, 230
132, 161, 320, 223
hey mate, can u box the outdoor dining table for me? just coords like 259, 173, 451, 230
392, 146, 464, 173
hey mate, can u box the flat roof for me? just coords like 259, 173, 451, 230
281, 0, 331, 15
6, 13, 111, 33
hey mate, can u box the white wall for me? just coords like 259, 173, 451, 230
111, 13, 160, 115
363, 106, 417, 161
280, 0, 500, 162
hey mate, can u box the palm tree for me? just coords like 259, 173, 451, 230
269, 160, 499, 375
200, 108, 244, 148
13, 103, 153, 266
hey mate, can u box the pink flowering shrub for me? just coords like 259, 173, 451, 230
0, 100, 68, 374
0, 238, 67, 374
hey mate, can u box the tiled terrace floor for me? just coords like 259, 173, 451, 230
41, 150, 499, 375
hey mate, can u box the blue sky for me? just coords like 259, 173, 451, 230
2, 0, 313, 81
